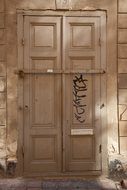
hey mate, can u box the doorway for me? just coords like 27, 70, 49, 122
17, 11, 106, 176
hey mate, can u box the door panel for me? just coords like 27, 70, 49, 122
32, 74, 55, 125
23, 16, 62, 173
63, 17, 101, 171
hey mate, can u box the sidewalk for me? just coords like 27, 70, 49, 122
0, 178, 120, 190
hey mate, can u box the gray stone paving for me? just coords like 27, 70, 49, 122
42, 179, 117, 190
0, 178, 119, 190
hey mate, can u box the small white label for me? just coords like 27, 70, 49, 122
71, 129, 93, 135
47, 69, 53, 73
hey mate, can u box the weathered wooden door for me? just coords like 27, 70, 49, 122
63, 17, 103, 172
21, 13, 106, 175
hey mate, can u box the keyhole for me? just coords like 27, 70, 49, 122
25, 105, 28, 110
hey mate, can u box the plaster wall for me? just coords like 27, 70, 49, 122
0, 0, 126, 177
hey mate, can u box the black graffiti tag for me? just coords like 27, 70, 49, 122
73, 74, 88, 123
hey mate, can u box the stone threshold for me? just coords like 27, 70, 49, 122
0, 178, 120, 190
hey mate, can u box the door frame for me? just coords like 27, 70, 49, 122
17, 10, 107, 177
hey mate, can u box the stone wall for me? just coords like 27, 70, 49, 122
0, 0, 6, 175
118, 1, 127, 156
111, 0, 127, 179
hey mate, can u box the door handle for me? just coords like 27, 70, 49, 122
24, 105, 29, 110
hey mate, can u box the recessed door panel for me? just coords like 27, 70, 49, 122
32, 74, 55, 126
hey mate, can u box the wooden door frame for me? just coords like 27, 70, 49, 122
17, 10, 107, 177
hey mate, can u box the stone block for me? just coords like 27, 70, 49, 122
0, 109, 6, 125
0, 159, 6, 174
119, 0, 127, 13
0, 45, 5, 61
118, 59, 127, 73
27, 189, 41, 190
0, 128, 6, 160
0, 77, 6, 92
42, 180, 116, 190
118, 29, 127, 43
6, 0, 55, 12
56, 0, 70, 9
9, 188, 26, 190
67, 0, 117, 11
118, 14, 127, 28
0, 13, 4, 28
27, 181, 42, 188
0, 93, 5, 108
119, 89, 127, 104
1, 179, 26, 188
119, 121, 127, 136
6, 13, 17, 46
119, 104, 127, 121
0, 150, 6, 159
7, 141, 17, 158
118, 44, 127, 58
0, 128, 6, 148
120, 137, 127, 155
118, 74, 127, 88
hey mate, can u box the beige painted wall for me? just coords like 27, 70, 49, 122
1, 0, 127, 176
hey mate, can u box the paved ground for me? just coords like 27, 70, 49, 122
0, 178, 121, 190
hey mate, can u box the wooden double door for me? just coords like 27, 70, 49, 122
20, 13, 106, 175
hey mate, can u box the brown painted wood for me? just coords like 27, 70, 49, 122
63, 16, 102, 172
22, 13, 106, 175
23, 16, 62, 174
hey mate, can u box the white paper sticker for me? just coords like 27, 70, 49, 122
71, 129, 93, 135
47, 69, 53, 73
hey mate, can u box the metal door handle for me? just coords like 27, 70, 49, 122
24, 105, 29, 110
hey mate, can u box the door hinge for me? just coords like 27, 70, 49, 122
22, 146, 24, 157
99, 144, 102, 153
22, 38, 25, 46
